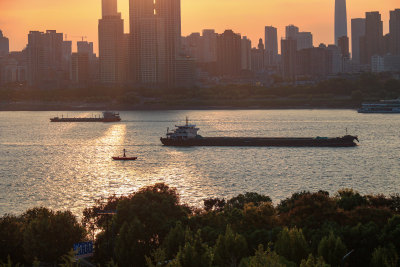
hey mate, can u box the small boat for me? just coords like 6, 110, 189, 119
112, 149, 137, 161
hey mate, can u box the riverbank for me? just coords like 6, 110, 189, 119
0, 99, 359, 111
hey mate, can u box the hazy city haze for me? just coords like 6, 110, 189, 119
0, 0, 398, 52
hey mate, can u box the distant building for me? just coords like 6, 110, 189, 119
0, 51, 27, 85
383, 54, 400, 72
139, 17, 166, 85
351, 18, 366, 64
175, 56, 196, 87
202, 29, 217, 63
371, 55, 385, 73
335, 0, 348, 45
327, 45, 343, 74
77, 41, 95, 58
297, 47, 329, 78
251, 39, 265, 73
296, 32, 313, 50
389, 9, 400, 55
98, 0, 125, 84
0, 30, 9, 57
216, 30, 242, 76
281, 38, 297, 80
338, 36, 350, 59
285, 25, 313, 50
71, 52, 89, 85
265, 26, 278, 65
361, 11, 383, 65
27, 30, 67, 88
155, 0, 182, 87
241, 36, 252, 71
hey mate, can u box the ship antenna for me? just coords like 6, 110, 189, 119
186, 116, 189, 126
346, 128, 348, 135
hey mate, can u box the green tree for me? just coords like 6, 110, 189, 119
275, 227, 310, 265
213, 225, 248, 267
0, 215, 24, 264
239, 244, 295, 267
370, 245, 398, 267
300, 254, 329, 267
317, 232, 346, 267
336, 189, 367, 211
226, 193, 272, 210
22, 208, 85, 263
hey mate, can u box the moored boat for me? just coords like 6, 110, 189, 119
358, 98, 400, 113
160, 118, 359, 147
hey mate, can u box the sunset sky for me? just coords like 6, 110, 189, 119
0, 0, 398, 53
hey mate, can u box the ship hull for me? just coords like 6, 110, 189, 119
160, 136, 358, 147
50, 118, 121, 122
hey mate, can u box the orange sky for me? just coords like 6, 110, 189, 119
0, 0, 398, 53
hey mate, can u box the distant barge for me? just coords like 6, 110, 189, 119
50, 111, 121, 123
160, 118, 359, 147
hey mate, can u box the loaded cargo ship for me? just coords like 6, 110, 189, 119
160, 118, 359, 147
50, 111, 121, 123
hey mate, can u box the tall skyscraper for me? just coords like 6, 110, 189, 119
265, 26, 278, 65
130, 0, 181, 87
389, 9, 400, 55
335, 0, 348, 44
155, 0, 182, 87
361, 11, 383, 65
351, 18, 366, 64
0, 30, 9, 57
98, 0, 125, 84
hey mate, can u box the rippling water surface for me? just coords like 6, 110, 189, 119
0, 110, 399, 216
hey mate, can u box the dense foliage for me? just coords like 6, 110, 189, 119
1, 73, 399, 108
2, 184, 400, 266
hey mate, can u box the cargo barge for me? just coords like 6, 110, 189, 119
160, 118, 359, 147
50, 111, 121, 123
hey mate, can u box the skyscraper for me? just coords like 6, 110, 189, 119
98, 0, 125, 84
155, 0, 182, 87
389, 9, 400, 55
361, 11, 383, 65
286, 25, 299, 40
338, 36, 350, 58
265, 26, 278, 65
202, 29, 217, 63
335, 0, 348, 44
281, 38, 297, 80
285, 25, 313, 50
0, 30, 9, 57
351, 18, 366, 64
130, 0, 181, 87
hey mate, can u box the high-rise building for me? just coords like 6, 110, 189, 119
241, 36, 252, 71
265, 26, 278, 65
389, 9, 400, 55
361, 11, 383, 65
251, 39, 265, 72
77, 41, 95, 58
297, 47, 329, 78
296, 32, 313, 50
0, 30, 9, 57
98, 0, 125, 84
286, 25, 299, 39
338, 36, 350, 58
351, 18, 366, 64
281, 38, 297, 80
130, 0, 181, 87
139, 17, 166, 85
27, 30, 65, 87
335, 0, 348, 44
285, 25, 313, 50
216, 30, 242, 76
155, 0, 181, 87
202, 29, 217, 63
71, 52, 89, 85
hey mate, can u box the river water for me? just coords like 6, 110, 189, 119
0, 110, 399, 217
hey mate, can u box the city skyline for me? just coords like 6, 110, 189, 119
0, 0, 398, 53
